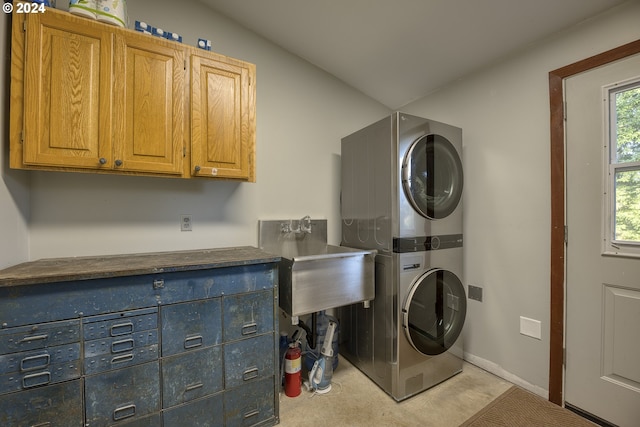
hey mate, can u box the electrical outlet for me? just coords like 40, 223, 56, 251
180, 215, 192, 231
468, 285, 483, 302
520, 316, 542, 340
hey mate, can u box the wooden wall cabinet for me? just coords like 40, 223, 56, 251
10, 5, 256, 181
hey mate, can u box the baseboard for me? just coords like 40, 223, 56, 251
463, 352, 549, 399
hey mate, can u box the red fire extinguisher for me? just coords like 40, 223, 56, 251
284, 342, 302, 397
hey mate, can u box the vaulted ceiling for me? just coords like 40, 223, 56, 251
198, 0, 628, 109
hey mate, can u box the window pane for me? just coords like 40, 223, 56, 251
615, 86, 640, 163
614, 168, 640, 241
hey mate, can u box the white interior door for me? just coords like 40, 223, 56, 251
565, 53, 640, 427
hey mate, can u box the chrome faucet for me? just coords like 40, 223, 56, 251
300, 215, 312, 234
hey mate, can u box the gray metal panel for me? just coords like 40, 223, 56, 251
224, 333, 274, 389
85, 361, 160, 427
0, 319, 80, 354
0, 342, 81, 395
161, 298, 222, 357
224, 376, 275, 427
163, 393, 224, 427
223, 290, 273, 342
0, 379, 83, 426
161, 346, 223, 408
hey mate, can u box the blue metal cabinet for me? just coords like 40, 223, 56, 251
161, 298, 223, 357
224, 376, 275, 427
0, 248, 279, 426
0, 379, 83, 426
223, 290, 274, 342
85, 361, 161, 426
163, 393, 224, 427
83, 309, 159, 375
162, 345, 223, 407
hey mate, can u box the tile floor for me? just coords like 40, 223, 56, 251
278, 355, 513, 426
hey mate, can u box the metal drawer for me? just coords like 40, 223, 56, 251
224, 377, 275, 427
85, 361, 160, 427
161, 345, 223, 408
161, 299, 222, 357
163, 393, 224, 427
83, 308, 157, 341
0, 379, 83, 426
0, 342, 81, 395
112, 413, 161, 427
224, 333, 274, 389
223, 290, 274, 342
0, 319, 80, 355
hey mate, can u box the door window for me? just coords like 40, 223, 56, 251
402, 269, 466, 355
605, 80, 640, 256
402, 135, 463, 219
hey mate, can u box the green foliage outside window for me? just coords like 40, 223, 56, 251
614, 86, 640, 241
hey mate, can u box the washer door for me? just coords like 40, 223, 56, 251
402, 268, 466, 356
402, 134, 463, 219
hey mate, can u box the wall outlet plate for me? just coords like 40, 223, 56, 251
181, 215, 192, 231
468, 284, 483, 302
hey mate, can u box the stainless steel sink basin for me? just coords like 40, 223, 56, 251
259, 219, 376, 320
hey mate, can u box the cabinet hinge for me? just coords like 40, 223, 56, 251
184, 59, 187, 70
183, 147, 186, 157
563, 101, 567, 121
563, 347, 566, 366
564, 225, 568, 244
20, 130, 24, 143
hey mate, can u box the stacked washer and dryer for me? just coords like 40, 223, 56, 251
339, 112, 466, 401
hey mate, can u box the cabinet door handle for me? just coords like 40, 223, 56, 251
20, 334, 48, 343
110, 322, 134, 336
242, 367, 259, 381
114, 159, 123, 167
112, 338, 135, 353
99, 157, 107, 165
113, 404, 136, 421
185, 382, 204, 392
111, 353, 134, 364
20, 353, 50, 372
243, 409, 259, 420
31, 423, 51, 427
241, 322, 258, 336
22, 371, 51, 388
184, 335, 203, 349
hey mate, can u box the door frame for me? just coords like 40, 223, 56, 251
548, 38, 640, 405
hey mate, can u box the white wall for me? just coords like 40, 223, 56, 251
403, 0, 640, 394
0, 13, 29, 269
5, 0, 388, 260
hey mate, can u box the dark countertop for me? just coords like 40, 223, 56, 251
0, 246, 280, 287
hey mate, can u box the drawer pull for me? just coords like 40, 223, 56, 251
153, 279, 165, 289
241, 322, 258, 336
184, 335, 203, 349
113, 404, 136, 421
112, 338, 135, 353
31, 423, 51, 427
110, 322, 134, 337
22, 371, 51, 388
20, 334, 48, 343
242, 367, 259, 381
243, 409, 260, 420
111, 353, 134, 364
20, 353, 51, 372
185, 382, 204, 392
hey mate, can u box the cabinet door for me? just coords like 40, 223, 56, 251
113, 32, 185, 175
23, 11, 113, 169
191, 53, 255, 181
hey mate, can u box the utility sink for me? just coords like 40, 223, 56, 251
259, 219, 376, 322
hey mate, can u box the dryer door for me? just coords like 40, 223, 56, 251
402, 268, 466, 356
402, 134, 463, 219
